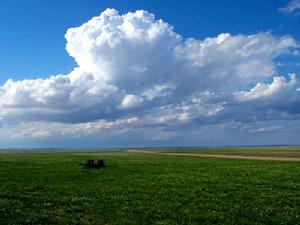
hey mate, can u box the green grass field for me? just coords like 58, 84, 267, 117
0, 149, 300, 225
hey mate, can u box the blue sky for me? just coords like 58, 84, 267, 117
0, 0, 299, 148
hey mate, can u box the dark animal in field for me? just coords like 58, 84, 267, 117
80, 159, 106, 168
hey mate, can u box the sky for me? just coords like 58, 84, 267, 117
0, 0, 300, 148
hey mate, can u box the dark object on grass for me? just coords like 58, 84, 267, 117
80, 159, 106, 168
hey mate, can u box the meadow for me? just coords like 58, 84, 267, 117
0, 147, 299, 224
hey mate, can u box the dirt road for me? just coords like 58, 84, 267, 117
128, 150, 300, 162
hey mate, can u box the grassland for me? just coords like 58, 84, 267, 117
0, 148, 299, 224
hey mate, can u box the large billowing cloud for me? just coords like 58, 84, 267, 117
0, 8, 299, 143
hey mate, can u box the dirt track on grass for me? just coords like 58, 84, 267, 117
128, 150, 300, 162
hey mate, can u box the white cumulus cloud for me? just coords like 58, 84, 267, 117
237, 73, 298, 101
0, 8, 299, 140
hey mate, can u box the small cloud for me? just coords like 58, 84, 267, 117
120, 94, 144, 109
250, 126, 282, 133
279, 0, 300, 15
236, 73, 298, 101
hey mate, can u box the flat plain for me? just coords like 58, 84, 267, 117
0, 147, 299, 225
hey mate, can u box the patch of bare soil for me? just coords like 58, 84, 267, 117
128, 150, 300, 162
247, 151, 300, 155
